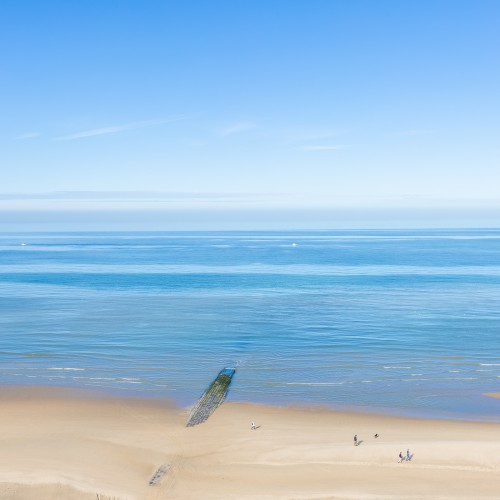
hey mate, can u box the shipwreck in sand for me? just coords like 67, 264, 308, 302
186, 368, 235, 427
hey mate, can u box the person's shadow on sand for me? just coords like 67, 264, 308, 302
356, 440, 364, 446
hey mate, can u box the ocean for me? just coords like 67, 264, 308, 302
1, 230, 499, 421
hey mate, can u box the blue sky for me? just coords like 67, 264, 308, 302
1, 1, 500, 229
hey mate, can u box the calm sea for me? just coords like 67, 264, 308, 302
1, 230, 499, 420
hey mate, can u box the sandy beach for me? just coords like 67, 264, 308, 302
0, 386, 498, 500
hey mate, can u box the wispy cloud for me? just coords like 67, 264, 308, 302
298, 145, 349, 151
283, 129, 341, 142
0, 191, 255, 202
54, 117, 187, 141
219, 121, 257, 137
14, 132, 40, 140
396, 129, 433, 137
56, 126, 130, 141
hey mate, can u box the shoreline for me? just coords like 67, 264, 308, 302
0, 385, 499, 499
2, 381, 499, 424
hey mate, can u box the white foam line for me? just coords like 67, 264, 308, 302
444, 377, 478, 380
47, 367, 85, 371
283, 382, 345, 386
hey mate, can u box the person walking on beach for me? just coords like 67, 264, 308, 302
251, 421, 256, 430
398, 451, 404, 463
353, 434, 358, 446
406, 448, 411, 461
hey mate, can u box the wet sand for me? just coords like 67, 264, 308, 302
484, 392, 500, 399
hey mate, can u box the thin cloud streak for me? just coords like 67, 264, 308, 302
219, 121, 257, 136
282, 128, 341, 143
54, 117, 187, 141
0, 190, 257, 202
396, 129, 433, 137
298, 145, 349, 151
14, 132, 41, 140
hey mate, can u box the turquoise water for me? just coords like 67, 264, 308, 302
1, 230, 499, 420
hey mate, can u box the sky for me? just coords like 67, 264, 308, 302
1, 0, 500, 230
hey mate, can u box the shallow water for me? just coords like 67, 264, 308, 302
1, 230, 499, 420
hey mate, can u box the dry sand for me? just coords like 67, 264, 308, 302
0, 386, 499, 500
